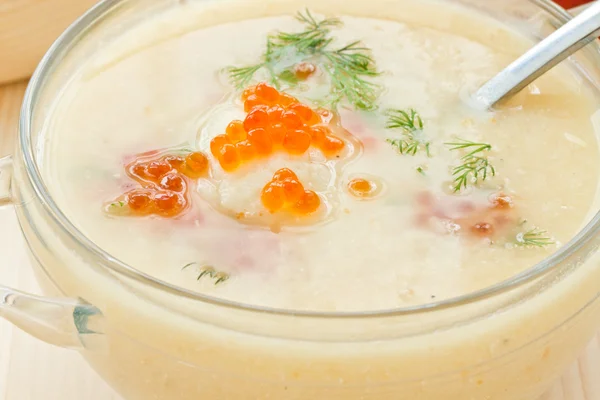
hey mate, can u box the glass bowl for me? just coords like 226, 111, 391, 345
1, 0, 600, 399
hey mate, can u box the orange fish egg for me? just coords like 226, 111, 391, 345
281, 178, 305, 203
236, 140, 256, 162
146, 161, 172, 179
261, 181, 286, 213
281, 111, 304, 130
247, 128, 273, 156
160, 173, 185, 192
218, 144, 241, 172
255, 82, 280, 103
283, 129, 311, 155
294, 62, 317, 80
155, 191, 185, 216
320, 135, 345, 157
268, 123, 287, 146
309, 126, 329, 147
241, 86, 256, 101
292, 190, 321, 215
267, 106, 285, 122
226, 120, 247, 143
130, 163, 146, 179
244, 94, 264, 112
210, 135, 231, 158
288, 103, 317, 124
127, 190, 153, 212
244, 108, 270, 132
184, 152, 209, 178
273, 168, 298, 182
348, 178, 374, 198
164, 155, 185, 170
279, 93, 298, 107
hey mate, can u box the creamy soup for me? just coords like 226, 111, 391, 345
43, 0, 599, 312
32, 0, 600, 399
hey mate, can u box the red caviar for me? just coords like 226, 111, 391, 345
348, 178, 374, 198
255, 82, 280, 103
216, 83, 348, 171
309, 126, 328, 147
283, 129, 311, 155
244, 108, 270, 132
268, 123, 287, 146
226, 120, 247, 143
107, 150, 211, 218
218, 144, 241, 172
294, 62, 317, 80
281, 178, 305, 203
292, 190, 321, 215
146, 161, 171, 179
272, 168, 298, 182
127, 190, 153, 212
247, 128, 273, 156
210, 135, 230, 157
261, 181, 286, 213
155, 191, 185, 216
160, 173, 185, 192
261, 168, 321, 216
321, 135, 345, 156
236, 140, 256, 162
244, 94, 263, 112
184, 152, 209, 178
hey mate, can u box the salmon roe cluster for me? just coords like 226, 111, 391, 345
108, 151, 209, 217
261, 168, 321, 215
210, 83, 346, 172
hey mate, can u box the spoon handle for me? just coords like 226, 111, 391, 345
474, 2, 600, 109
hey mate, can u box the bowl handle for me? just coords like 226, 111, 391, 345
0, 285, 105, 350
0, 155, 105, 350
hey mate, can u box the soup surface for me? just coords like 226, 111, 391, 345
42, 0, 600, 312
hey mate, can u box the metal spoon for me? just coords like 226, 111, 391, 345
473, 1, 600, 110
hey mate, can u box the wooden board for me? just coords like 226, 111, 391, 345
0, 0, 99, 85
0, 78, 599, 398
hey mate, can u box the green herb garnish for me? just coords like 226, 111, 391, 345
446, 139, 496, 192
386, 108, 424, 131
515, 228, 555, 248
385, 109, 430, 156
226, 10, 381, 110
109, 201, 125, 209
183, 263, 230, 285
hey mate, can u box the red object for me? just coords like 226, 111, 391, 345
554, 0, 594, 9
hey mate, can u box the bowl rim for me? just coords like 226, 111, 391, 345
18, 0, 600, 319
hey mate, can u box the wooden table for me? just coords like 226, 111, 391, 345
1, 81, 599, 399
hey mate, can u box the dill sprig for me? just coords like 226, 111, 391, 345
515, 228, 555, 248
228, 65, 269, 90
446, 139, 496, 192
386, 109, 424, 131
182, 263, 230, 285
385, 109, 430, 156
226, 9, 381, 110
322, 42, 381, 110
